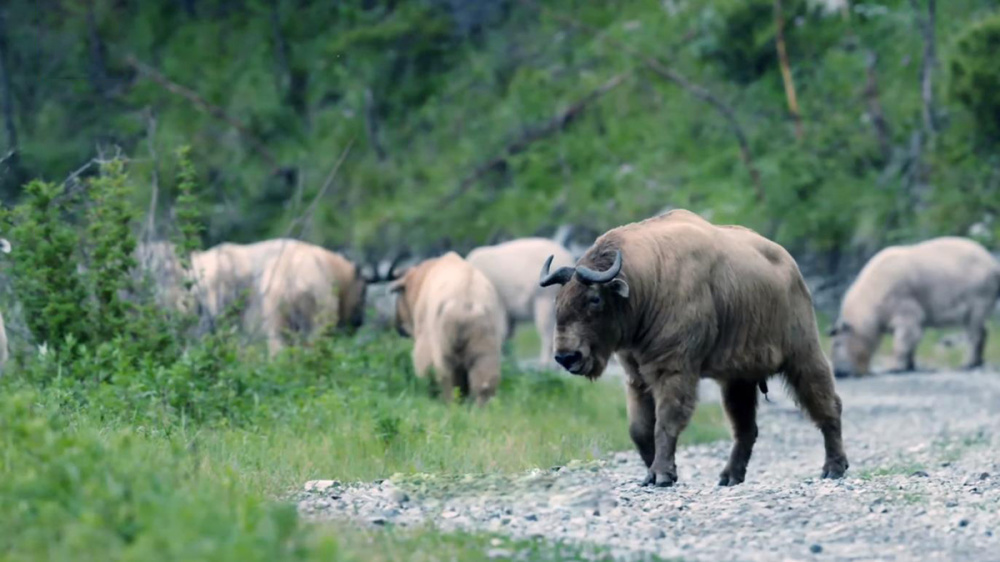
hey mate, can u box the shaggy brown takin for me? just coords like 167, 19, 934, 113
540, 210, 848, 487
830, 236, 1000, 377
392, 252, 506, 405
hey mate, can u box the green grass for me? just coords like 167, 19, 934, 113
0, 332, 726, 561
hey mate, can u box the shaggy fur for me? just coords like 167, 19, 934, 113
255, 239, 366, 355
392, 252, 506, 405
138, 239, 367, 355
831, 236, 1000, 377
467, 238, 574, 366
549, 209, 848, 487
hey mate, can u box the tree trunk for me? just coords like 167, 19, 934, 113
0, 7, 21, 190
916, 0, 937, 136
86, 2, 109, 96
268, 0, 290, 99
774, 0, 803, 140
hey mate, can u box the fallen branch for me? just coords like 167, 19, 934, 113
441, 72, 628, 208
533, 2, 764, 202
124, 53, 279, 170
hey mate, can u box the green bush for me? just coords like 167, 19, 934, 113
948, 12, 1000, 143
1, 180, 90, 348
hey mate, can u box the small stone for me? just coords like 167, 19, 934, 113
388, 489, 409, 504
487, 549, 513, 559
648, 528, 666, 539
959, 519, 970, 528
370, 517, 387, 526
525, 514, 538, 522
303, 480, 338, 492
946, 501, 959, 508
979, 472, 990, 480
490, 538, 503, 547
810, 544, 823, 554
911, 470, 930, 478
441, 510, 459, 519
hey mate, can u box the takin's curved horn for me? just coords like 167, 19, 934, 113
576, 249, 622, 284
539, 255, 575, 287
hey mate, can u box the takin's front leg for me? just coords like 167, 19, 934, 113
625, 378, 655, 470
718, 379, 759, 486
645, 372, 699, 488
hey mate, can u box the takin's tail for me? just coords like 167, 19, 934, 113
758, 380, 772, 403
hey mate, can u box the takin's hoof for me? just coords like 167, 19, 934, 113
717, 469, 746, 487
642, 469, 677, 488
821, 457, 849, 479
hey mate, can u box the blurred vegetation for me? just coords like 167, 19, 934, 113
0, 0, 997, 263
0, 151, 726, 560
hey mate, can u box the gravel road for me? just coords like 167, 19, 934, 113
297, 371, 1000, 561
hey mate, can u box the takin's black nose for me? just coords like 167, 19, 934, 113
554, 350, 583, 371
833, 368, 852, 379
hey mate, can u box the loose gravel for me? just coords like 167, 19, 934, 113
297, 371, 1000, 561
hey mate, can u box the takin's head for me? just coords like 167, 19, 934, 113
828, 319, 875, 378
539, 247, 630, 380
342, 266, 370, 330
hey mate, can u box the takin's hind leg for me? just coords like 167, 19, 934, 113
963, 321, 988, 370
718, 379, 759, 486
784, 357, 849, 479
889, 321, 922, 373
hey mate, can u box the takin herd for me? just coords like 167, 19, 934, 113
2, 209, 1000, 487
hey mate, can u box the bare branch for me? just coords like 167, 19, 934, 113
441, 72, 629, 208
774, 0, 803, 140
123, 53, 280, 170
364, 88, 386, 161
863, 51, 892, 162
909, 0, 937, 136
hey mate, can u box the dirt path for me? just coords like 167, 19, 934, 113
297, 371, 1000, 561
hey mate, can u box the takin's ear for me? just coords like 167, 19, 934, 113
608, 277, 629, 299
389, 279, 406, 294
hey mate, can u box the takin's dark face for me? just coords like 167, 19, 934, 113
552, 277, 629, 380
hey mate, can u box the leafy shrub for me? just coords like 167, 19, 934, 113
1, 180, 90, 348
948, 12, 1000, 143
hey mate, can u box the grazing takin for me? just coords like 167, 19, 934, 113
540, 210, 848, 487
466, 238, 574, 367
830, 236, 1000, 378
254, 239, 370, 354
392, 252, 506, 405
0, 236, 9, 373
139, 238, 373, 354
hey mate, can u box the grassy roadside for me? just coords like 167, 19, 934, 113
0, 332, 726, 561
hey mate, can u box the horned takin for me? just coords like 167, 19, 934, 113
540, 210, 848, 487
830, 236, 1000, 378
466, 238, 574, 368
392, 252, 506, 405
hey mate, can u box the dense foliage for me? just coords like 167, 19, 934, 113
1, 0, 998, 263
